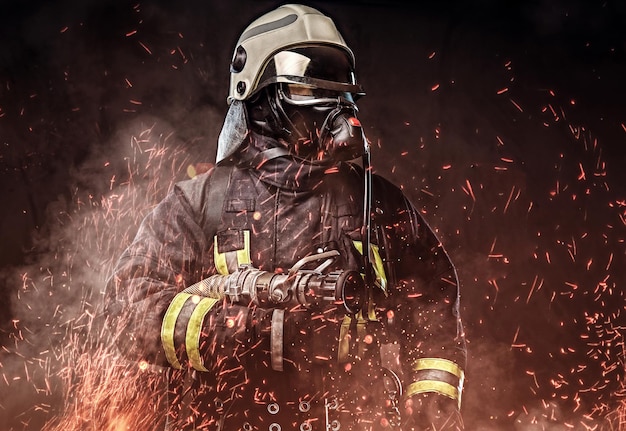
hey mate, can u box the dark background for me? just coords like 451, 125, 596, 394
1, 0, 625, 430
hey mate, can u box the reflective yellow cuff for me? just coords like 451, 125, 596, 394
414, 358, 464, 380
405, 380, 459, 401
161, 293, 192, 369
410, 358, 465, 407
186, 297, 219, 372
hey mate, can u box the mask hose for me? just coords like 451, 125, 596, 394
361, 138, 374, 320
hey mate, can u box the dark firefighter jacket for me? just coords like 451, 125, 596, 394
107, 133, 467, 431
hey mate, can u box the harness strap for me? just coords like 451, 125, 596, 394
271, 309, 285, 371
203, 164, 233, 241
176, 162, 234, 245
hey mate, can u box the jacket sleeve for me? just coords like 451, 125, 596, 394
374, 177, 466, 429
105, 179, 215, 367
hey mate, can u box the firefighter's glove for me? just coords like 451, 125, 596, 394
402, 393, 463, 431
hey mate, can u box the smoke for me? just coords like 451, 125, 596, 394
0, 7, 226, 428
0, 113, 219, 429
0, 1, 228, 428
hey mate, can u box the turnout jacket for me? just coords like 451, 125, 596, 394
107, 134, 466, 431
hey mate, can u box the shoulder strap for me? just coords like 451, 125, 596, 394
202, 164, 233, 240
176, 163, 234, 245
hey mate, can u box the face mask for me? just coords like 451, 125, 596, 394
276, 84, 367, 164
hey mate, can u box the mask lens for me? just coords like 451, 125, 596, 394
282, 84, 355, 105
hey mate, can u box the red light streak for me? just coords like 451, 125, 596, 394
462, 179, 476, 202
138, 41, 152, 55
510, 98, 524, 112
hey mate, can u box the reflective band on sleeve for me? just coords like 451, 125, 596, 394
405, 380, 459, 401
410, 358, 465, 408
160, 292, 193, 370
185, 297, 219, 372
414, 358, 464, 380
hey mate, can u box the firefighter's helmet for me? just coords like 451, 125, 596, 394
217, 4, 367, 165
227, 4, 364, 103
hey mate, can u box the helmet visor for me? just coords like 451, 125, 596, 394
279, 83, 356, 106
256, 46, 365, 98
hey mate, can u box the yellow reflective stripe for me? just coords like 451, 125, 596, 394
338, 316, 352, 362
214, 230, 251, 275
356, 315, 367, 358
160, 293, 192, 370
186, 297, 219, 372
213, 236, 229, 275
370, 244, 387, 291
352, 241, 387, 292
339, 242, 388, 361
236, 230, 251, 265
414, 358, 464, 380
353, 240, 364, 254
337, 313, 371, 362
405, 380, 459, 401
362, 295, 376, 321
373, 254, 386, 291
353, 241, 384, 321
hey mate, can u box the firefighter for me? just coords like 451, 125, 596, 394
107, 4, 466, 430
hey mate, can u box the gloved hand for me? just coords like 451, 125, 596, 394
402, 393, 464, 431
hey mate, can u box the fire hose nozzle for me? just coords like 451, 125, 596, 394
183, 251, 363, 314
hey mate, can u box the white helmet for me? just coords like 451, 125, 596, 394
217, 4, 366, 164
227, 4, 364, 103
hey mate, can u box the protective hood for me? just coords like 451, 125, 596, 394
216, 100, 249, 164
237, 132, 328, 191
